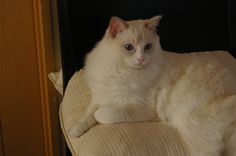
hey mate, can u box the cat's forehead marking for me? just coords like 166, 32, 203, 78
126, 19, 146, 29
125, 20, 153, 43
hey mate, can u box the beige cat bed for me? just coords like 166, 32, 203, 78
53, 50, 236, 156
58, 69, 190, 156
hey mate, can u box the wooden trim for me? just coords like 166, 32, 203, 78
0, 116, 5, 156
33, 0, 54, 155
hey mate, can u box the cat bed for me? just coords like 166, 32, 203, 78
58, 69, 190, 156
54, 50, 236, 156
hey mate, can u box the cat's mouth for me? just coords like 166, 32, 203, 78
131, 64, 146, 70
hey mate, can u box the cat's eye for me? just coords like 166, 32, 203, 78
144, 43, 153, 50
124, 43, 134, 51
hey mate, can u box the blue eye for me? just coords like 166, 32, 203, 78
124, 44, 134, 51
144, 43, 153, 50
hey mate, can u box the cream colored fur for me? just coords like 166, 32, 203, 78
69, 16, 236, 156
155, 51, 236, 156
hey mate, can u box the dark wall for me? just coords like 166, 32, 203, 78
229, 0, 236, 53
57, 0, 235, 89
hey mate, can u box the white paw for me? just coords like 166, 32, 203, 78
69, 121, 88, 137
94, 106, 117, 124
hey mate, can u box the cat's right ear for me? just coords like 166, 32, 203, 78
145, 16, 162, 31
108, 16, 128, 38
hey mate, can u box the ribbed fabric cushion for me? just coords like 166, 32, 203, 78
59, 70, 190, 156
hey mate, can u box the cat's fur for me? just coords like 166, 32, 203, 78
70, 16, 236, 156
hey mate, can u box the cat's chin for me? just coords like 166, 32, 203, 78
130, 64, 146, 70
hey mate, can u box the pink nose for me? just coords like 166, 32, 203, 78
138, 57, 145, 64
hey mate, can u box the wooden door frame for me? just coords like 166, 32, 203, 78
33, 0, 62, 155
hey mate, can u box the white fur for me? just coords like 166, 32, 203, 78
70, 16, 163, 137
154, 52, 236, 156
69, 16, 236, 156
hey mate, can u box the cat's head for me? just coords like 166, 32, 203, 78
105, 16, 162, 69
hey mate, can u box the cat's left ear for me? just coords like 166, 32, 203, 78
108, 16, 128, 38
145, 15, 162, 31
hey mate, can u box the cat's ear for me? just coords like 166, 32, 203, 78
144, 15, 162, 31
108, 16, 128, 38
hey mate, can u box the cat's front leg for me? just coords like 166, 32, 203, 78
69, 103, 98, 137
94, 104, 156, 124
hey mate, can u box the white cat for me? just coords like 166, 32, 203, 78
70, 16, 236, 156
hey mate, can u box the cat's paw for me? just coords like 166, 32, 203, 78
69, 121, 88, 137
94, 106, 118, 124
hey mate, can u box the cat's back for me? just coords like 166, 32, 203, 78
186, 50, 236, 73
157, 50, 236, 123
182, 51, 236, 89
159, 51, 236, 156
163, 50, 236, 93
